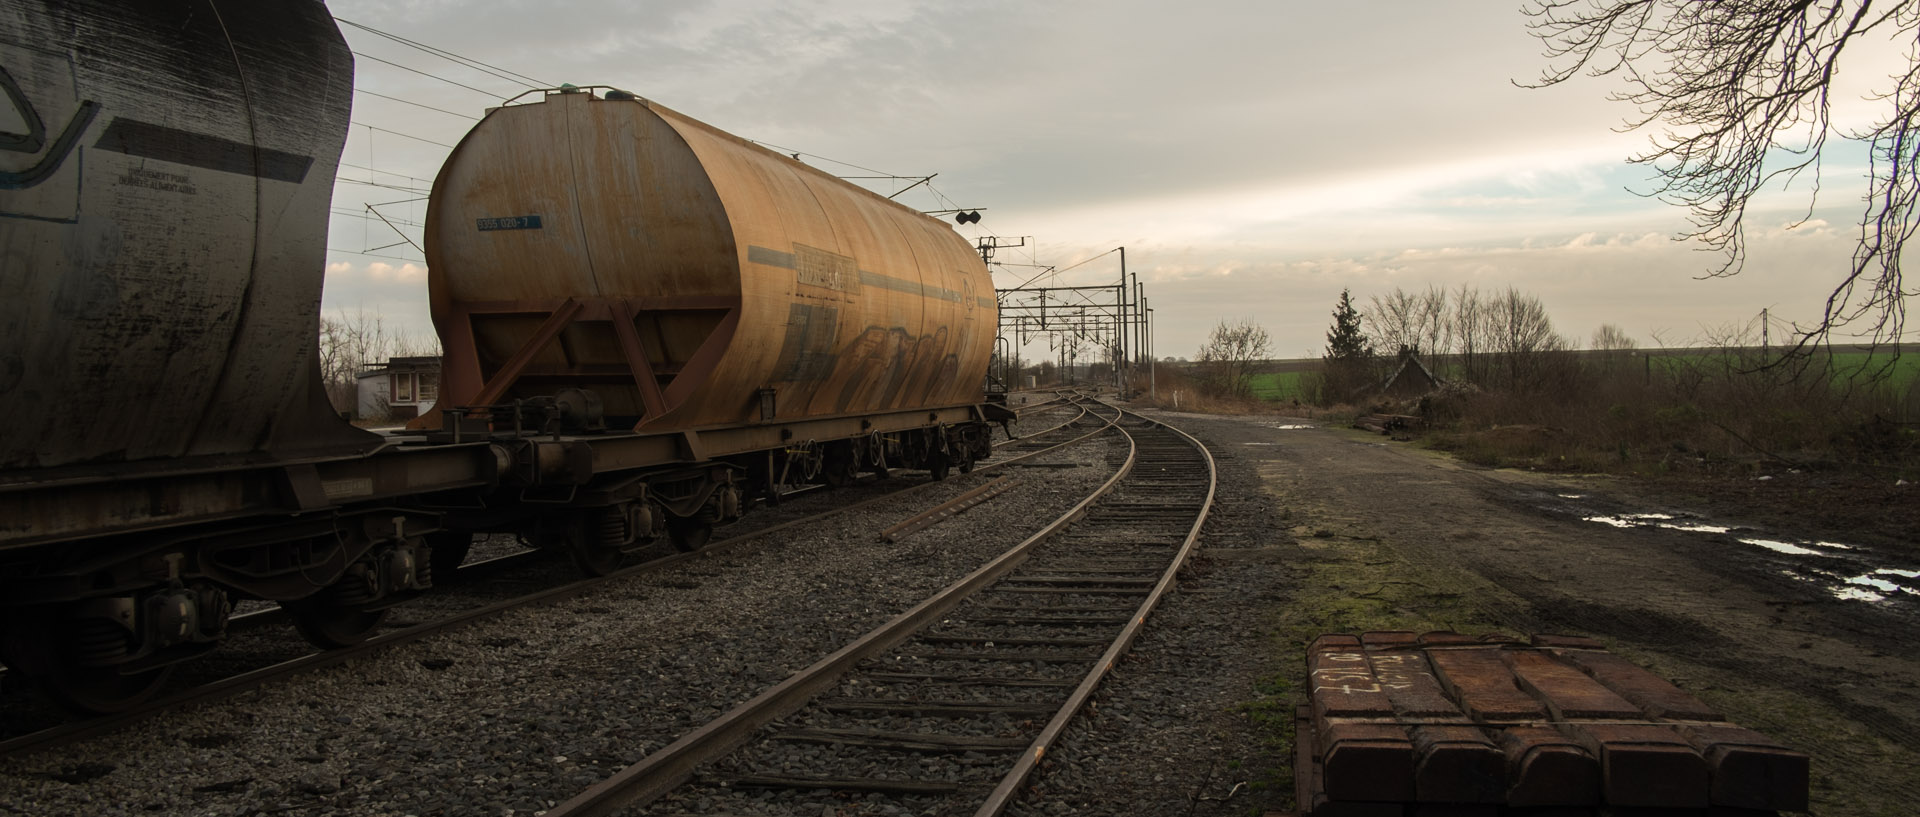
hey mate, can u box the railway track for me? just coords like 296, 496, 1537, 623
0, 397, 1106, 759
543, 403, 1216, 817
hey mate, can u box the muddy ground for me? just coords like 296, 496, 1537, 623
1027, 409, 1917, 816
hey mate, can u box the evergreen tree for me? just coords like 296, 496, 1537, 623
1324, 289, 1371, 362
1318, 289, 1375, 404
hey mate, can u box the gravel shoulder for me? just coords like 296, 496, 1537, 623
1009, 409, 1918, 817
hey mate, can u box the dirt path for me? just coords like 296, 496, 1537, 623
1029, 407, 1918, 816
1205, 410, 1920, 816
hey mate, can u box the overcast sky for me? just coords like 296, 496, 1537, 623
320, 0, 1905, 361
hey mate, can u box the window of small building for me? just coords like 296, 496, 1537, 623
418, 370, 439, 402
393, 372, 415, 403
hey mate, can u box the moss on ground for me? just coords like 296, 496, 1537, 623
1232, 517, 1508, 814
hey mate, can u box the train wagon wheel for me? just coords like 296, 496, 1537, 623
667, 516, 713, 552
569, 509, 627, 577
3, 609, 175, 714
47, 665, 175, 715
279, 586, 387, 649
929, 453, 951, 481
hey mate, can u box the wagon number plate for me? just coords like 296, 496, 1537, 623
476, 215, 543, 231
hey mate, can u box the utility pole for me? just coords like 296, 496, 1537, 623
991, 245, 1155, 397
1146, 300, 1156, 400
1116, 246, 1128, 393
1133, 273, 1143, 392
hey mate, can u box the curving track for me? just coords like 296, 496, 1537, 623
544, 402, 1217, 817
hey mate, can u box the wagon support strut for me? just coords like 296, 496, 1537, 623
411, 295, 739, 432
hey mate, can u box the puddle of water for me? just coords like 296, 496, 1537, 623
1242, 442, 1277, 446
1557, 493, 1588, 499
1847, 574, 1905, 593
1835, 586, 1886, 602
1839, 569, 1920, 600
1593, 511, 1732, 534
1575, 505, 1910, 608
1268, 424, 1314, 430
1739, 538, 1825, 557
1661, 523, 1731, 534
1796, 567, 1920, 602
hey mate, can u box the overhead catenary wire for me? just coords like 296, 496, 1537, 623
334, 177, 434, 195
338, 162, 432, 186
1009, 247, 1117, 291
327, 247, 426, 264
360, 194, 431, 207
349, 122, 454, 149
330, 209, 426, 229
351, 50, 517, 99
750, 139, 896, 178
366, 207, 425, 252
353, 88, 478, 121
320, 20, 524, 285
334, 16, 552, 90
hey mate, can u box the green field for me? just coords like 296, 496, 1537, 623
1627, 350, 1920, 391
1248, 371, 1309, 402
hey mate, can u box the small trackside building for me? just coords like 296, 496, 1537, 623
356, 356, 441, 421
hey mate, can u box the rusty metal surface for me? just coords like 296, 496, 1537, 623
1301, 632, 1809, 815
422, 90, 995, 431
0, 0, 376, 472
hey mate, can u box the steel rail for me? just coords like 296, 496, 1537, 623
0, 401, 1116, 759
878, 474, 1019, 542
539, 400, 1135, 817
973, 406, 1218, 816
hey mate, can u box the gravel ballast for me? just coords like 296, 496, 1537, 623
1001, 410, 1300, 816
0, 426, 1117, 816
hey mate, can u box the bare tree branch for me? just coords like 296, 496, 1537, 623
1196, 319, 1272, 399
1523, 0, 1920, 348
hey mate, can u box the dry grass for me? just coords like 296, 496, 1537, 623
1131, 368, 1297, 416
1408, 352, 1920, 479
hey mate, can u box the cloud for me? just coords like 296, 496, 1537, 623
321, 1, 1912, 362
321, 257, 436, 338
365, 262, 427, 281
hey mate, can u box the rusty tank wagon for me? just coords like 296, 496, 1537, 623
413, 88, 1005, 570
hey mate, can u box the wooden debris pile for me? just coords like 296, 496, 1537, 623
1354, 414, 1420, 435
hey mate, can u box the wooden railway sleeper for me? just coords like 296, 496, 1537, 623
768, 728, 1031, 754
